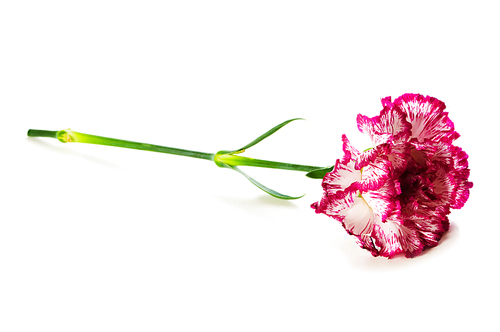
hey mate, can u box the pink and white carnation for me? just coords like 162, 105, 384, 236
312, 93, 473, 258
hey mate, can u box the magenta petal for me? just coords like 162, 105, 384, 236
356, 113, 393, 146
404, 210, 450, 249
450, 146, 473, 209
426, 140, 456, 170
372, 217, 424, 258
348, 212, 424, 258
355, 143, 391, 170
381, 96, 393, 108
357, 100, 412, 146
430, 166, 457, 209
357, 157, 392, 191
362, 180, 399, 221
339, 197, 376, 236
312, 93, 472, 258
341, 134, 360, 162
393, 93, 460, 143
322, 159, 361, 194
387, 142, 411, 176
312, 157, 360, 216
378, 105, 412, 143
312, 189, 356, 217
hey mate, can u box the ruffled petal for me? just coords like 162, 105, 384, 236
312, 93, 472, 258
450, 146, 473, 209
403, 208, 450, 249
429, 140, 456, 171
355, 144, 391, 170
343, 134, 392, 173
372, 216, 424, 258
429, 166, 457, 209
404, 141, 471, 211
321, 159, 361, 194
339, 196, 376, 236
312, 157, 360, 216
381, 96, 393, 108
393, 93, 460, 143
387, 142, 411, 176
358, 156, 392, 191
409, 139, 437, 167
378, 102, 412, 143
341, 134, 360, 162
312, 189, 356, 217
361, 179, 400, 221
356, 99, 412, 146
356, 113, 394, 146
347, 210, 424, 258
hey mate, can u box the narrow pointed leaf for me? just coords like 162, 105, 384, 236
229, 165, 304, 200
305, 165, 334, 179
234, 118, 304, 153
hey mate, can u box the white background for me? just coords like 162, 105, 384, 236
1, 1, 498, 331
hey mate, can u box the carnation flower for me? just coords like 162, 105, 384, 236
312, 93, 473, 258
28, 93, 472, 259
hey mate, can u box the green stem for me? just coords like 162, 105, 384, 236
215, 154, 319, 172
27, 129, 58, 139
27, 129, 322, 172
28, 128, 215, 161
27, 127, 329, 199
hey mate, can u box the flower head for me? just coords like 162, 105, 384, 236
312, 93, 473, 258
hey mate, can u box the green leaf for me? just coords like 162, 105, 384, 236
213, 118, 316, 198
305, 165, 334, 179
227, 165, 304, 200
232, 118, 304, 153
